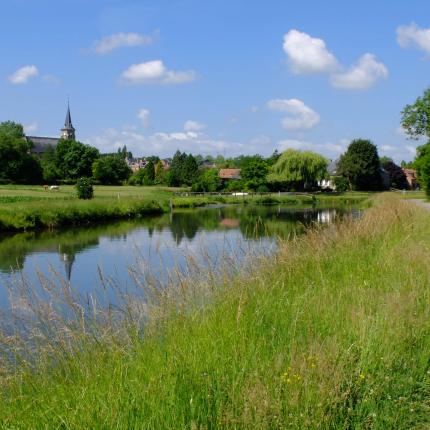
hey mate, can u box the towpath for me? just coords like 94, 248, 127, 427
409, 199, 430, 211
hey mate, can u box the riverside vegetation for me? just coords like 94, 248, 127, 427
0, 194, 429, 428
0, 185, 372, 231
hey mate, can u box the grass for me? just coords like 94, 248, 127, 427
0, 194, 429, 428
0, 185, 372, 231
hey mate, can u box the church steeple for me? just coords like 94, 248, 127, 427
61, 101, 76, 140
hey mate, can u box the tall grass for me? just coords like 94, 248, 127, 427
1, 195, 430, 429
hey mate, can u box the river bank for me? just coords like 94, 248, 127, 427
1, 194, 429, 428
0, 185, 371, 231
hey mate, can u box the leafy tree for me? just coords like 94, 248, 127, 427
145, 160, 155, 184
0, 121, 24, 139
41, 147, 61, 183
167, 151, 198, 186
182, 154, 199, 185
75, 177, 94, 199
92, 155, 132, 185
401, 88, 430, 139
380, 159, 408, 189
240, 156, 268, 191
154, 160, 166, 184
0, 121, 42, 184
338, 139, 383, 191
56, 139, 100, 180
267, 149, 281, 166
268, 149, 328, 191
191, 168, 222, 192
414, 142, 430, 195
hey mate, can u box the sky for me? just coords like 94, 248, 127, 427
1, 0, 430, 162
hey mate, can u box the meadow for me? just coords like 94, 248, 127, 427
0, 194, 429, 428
0, 184, 380, 231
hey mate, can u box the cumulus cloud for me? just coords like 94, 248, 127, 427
330, 53, 388, 89
121, 60, 198, 85
277, 139, 346, 158
138, 109, 151, 128
8, 65, 39, 84
184, 120, 206, 131
267, 98, 320, 131
282, 30, 387, 90
86, 127, 235, 157
91, 32, 153, 54
283, 29, 338, 74
397, 23, 430, 54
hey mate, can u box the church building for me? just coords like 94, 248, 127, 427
26, 103, 76, 155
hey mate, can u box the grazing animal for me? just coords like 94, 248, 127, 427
49, 185, 59, 190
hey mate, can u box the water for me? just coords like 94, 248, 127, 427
0, 205, 358, 310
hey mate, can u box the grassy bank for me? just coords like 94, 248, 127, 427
0, 185, 371, 231
1, 195, 429, 428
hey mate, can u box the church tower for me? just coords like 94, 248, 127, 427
61, 102, 76, 140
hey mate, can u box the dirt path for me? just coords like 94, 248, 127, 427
410, 199, 430, 211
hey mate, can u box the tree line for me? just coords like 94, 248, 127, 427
2, 86, 430, 193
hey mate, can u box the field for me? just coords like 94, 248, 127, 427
0, 194, 429, 428
0, 185, 378, 231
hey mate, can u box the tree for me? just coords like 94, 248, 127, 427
191, 168, 222, 192
75, 177, 94, 199
182, 154, 198, 185
41, 147, 61, 183
154, 160, 166, 184
401, 88, 430, 139
338, 139, 383, 191
92, 155, 132, 185
56, 139, 100, 180
268, 149, 328, 191
0, 121, 42, 184
414, 142, 430, 196
380, 159, 408, 190
240, 156, 268, 191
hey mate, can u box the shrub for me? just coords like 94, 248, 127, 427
75, 177, 94, 200
333, 176, 349, 192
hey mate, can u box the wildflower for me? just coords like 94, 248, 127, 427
359, 373, 365, 380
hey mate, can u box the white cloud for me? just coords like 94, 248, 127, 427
42, 74, 61, 85
137, 109, 151, 129
86, 127, 236, 157
8, 65, 39, 84
121, 60, 198, 85
283, 29, 338, 74
91, 32, 153, 54
184, 120, 206, 131
267, 98, 320, 131
330, 53, 388, 90
277, 139, 346, 158
24, 122, 38, 134
397, 23, 430, 54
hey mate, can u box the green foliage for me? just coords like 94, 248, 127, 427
381, 159, 408, 189
154, 160, 166, 184
129, 162, 156, 186
75, 177, 94, 200
0, 121, 24, 139
268, 149, 328, 190
56, 139, 100, 180
240, 155, 269, 191
0, 122, 42, 184
191, 168, 222, 192
41, 147, 61, 183
414, 141, 430, 193
92, 155, 132, 185
167, 151, 198, 186
333, 176, 349, 192
401, 88, 430, 139
338, 139, 383, 191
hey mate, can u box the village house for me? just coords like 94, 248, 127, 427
402, 168, 418, 189
219, 168, 241, 181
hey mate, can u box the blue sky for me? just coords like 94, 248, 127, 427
1, 0, 430, 161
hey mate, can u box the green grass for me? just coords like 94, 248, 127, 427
1, 194, 430, 428
0, 186, 372, 231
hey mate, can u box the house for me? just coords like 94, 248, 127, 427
219, 168, 241, 180
402, 168, 418, 189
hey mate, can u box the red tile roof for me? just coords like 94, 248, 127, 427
219, 168, 241, 179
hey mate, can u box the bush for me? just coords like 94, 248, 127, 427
333, 176, 349, 192
75, 177, 94, 200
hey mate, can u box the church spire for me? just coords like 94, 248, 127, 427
61, 100, 76, 140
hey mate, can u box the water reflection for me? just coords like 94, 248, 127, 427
0, 205, 358, 308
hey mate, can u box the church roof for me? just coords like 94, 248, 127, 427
26, 136, 59, 153
63, 103, 75, 130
